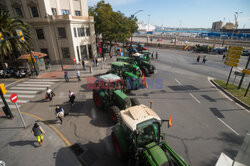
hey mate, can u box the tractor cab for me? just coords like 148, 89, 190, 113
141, 50, 151, 61
132, 53, 155, 76
94, 73, 123, 91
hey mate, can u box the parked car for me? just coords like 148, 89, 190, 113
242, 50, 250, 56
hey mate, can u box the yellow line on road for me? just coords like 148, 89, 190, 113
22, 112, 71, 146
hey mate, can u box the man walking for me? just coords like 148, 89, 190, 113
202, 56, 207, 63
69, 90, 76, 106
156, 51, 158, 60
76, 70, 81, 81
55, 105, 64, 124
31, 123, 46, 146
82, 60, 85, 70
64, 71, 69, 82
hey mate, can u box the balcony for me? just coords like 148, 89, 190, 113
53, 15, 94, 22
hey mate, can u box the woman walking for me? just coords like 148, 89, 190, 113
31, 123, 46, 146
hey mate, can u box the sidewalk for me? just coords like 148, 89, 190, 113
37, 57, 114, 79
0, 111, 80, 166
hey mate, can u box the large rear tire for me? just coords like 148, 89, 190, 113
141, 67, 149, 76
108, 106, 120, 123
111, 132, 127, 160
130, 98, 140, 106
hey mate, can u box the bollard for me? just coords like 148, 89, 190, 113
150, 100, 152, 108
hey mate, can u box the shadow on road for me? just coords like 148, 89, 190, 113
9, 140, 39, 148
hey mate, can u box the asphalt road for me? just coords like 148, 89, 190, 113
2, 49, 250, 166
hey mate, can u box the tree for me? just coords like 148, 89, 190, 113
89, 0, 138, 55
0, 10, 32, 64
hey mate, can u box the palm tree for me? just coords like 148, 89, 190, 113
0, 10, 32, 65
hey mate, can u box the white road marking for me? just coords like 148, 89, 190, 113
17, 84, 51, 87
22, 81, 55, 84
10, 87, 46, 90
236, 103, 250, 113
6, 90, 38, 94
217, 118, 240, 135
189, 93, 201, 103
28, 79, 60, 82
5, 79, 23, 87
175, 79, 182, 85
0, 104, 21, 109
0, 99, 29, 103
4, 94, 35, 98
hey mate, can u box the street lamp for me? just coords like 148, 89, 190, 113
130, 10, 143, 44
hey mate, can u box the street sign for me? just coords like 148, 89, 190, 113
224, 46, 242, 67
73, 58, 76, 62
243, 69, 250, 75
0, 84, 7, 95
10, 93, 18, 103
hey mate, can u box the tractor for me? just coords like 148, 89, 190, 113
111, 104, 190, 166
131, 53, 155, 76
107, 62, 144, 91
141, 50, 151, 61
92, 74, 140, 123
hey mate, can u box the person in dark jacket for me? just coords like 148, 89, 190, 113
31, 123, 46, 146
55, 105, 64, 124
69, 90, 76, 105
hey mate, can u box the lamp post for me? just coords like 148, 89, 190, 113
130, 10, 143, 44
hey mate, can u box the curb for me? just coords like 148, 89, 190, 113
209, 78, 250, 111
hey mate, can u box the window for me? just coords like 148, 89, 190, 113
86, 27, 90, 36
51, 8, 57, 15
80, 45, 87, 59
40, 48, 49, 58
61, 47, 70, 58
75, 11, 81, 16
36, 29, 44, 39
77, 28, 84, 37
73, 28, 77, 37
58, 28, 66, 38
15, 8, 23, 17
30, 6, 39, 17
62, 9, 69, 15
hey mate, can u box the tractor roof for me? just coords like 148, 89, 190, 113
133, 53, 143, 57
99, 73, 121, 82
112, 62, 127, 67
120, 104, 161, 131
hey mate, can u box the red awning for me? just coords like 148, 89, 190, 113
18, 51, 47, 60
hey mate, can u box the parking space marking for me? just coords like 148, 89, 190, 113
22, 81, 55, 84
10, 87, 46, 90
217, 118, 239, 135
175, 79, 182, 85
28, 79, 60, 82
189, 93, 201, 104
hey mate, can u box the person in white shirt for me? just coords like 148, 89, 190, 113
46, 87, 55, 101
76, 70, 81, 81
69, 90, 76, 105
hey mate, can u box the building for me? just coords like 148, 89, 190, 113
211, 21, 222, 31
222, 22, 234, 30
0, 0, 97, 64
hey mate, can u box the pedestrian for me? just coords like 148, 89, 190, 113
31, 123, 46, 146
197, 55, 200, 62
95, 58, 98, 66
82, 60, 85, 70
45, 87, 55, 101
68, 90, 76, 106
222, 54, 226, 60
202, 56, 207, 63
156, 51, 158, 59
151, 51, 154, 59
64, 71, 69, 82
93, 59, 96, 67
76, 70, 81, 81
55, 105, 64, 124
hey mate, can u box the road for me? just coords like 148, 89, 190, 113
1, 49, 249, 166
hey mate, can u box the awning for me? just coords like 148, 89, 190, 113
18, 51, 47, 60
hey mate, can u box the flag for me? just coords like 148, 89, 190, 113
141, 74, 147, 88
169, 114, 172, 127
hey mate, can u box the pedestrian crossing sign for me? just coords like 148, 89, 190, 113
0, 84, 7, 95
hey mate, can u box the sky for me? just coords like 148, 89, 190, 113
87, 0, 250, 28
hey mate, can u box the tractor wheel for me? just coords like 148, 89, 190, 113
108, 106, 120, 123
111, 132, 127, 160
141, 67, 149, 76
93, 92, 102, 109
130, 98, 140, 106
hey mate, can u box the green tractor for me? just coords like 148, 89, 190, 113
132, 53, 155, 76
117, 56, 130, 63
141, 50, 152, 61
92, 73, 140, 123
107, 62, 145, 91
111, 104, 189, 166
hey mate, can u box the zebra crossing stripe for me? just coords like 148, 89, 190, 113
29, 79, 60, 82
7, 90, 38, 94
10, 87, 46, 90
22, 81, 55, 84
4, 94, 35, 98
17, 84, 51, 87
0, 99, 29, 103
0, 104, 20, 109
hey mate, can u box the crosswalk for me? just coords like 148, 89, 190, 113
1, 79, 60, 109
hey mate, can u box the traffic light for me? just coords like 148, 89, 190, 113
0, 84, 7, 95
73, 58, 76, 62
16, 30, 25, 42
0, 32, 4, 41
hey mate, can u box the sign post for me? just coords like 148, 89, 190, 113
224, 46, 243, 85
10, 93, 26, 128
0, 84, 13, 119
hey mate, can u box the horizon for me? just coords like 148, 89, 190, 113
87, 0, 250, 29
